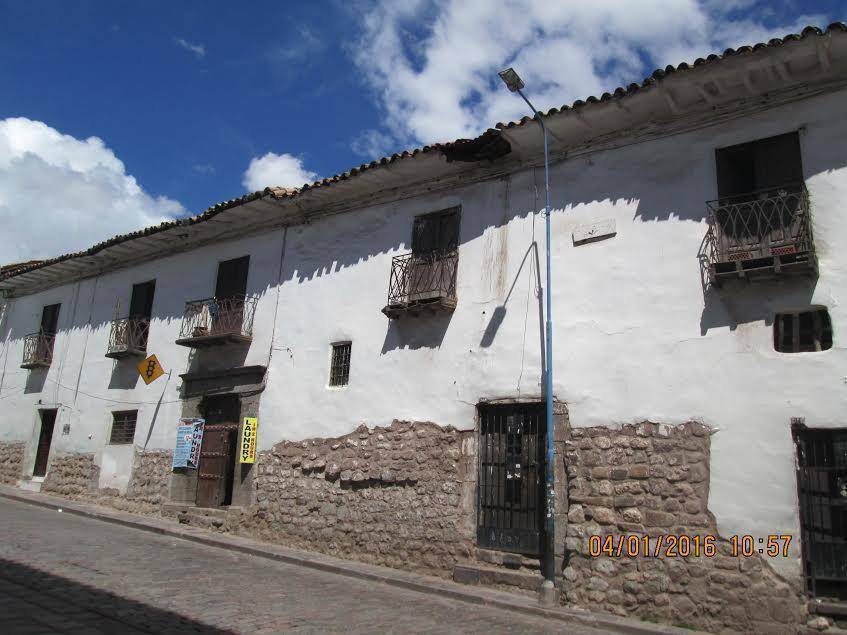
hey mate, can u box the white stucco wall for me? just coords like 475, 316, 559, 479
1, 86, 846, 577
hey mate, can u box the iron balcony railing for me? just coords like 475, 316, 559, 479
384, 250, 458, 315
106, 317, 149, 357
703, 184, 814, 279
177, 295, 257, 342
21, 332, 55, 368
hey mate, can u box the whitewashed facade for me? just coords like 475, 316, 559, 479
2, 25, 846, 630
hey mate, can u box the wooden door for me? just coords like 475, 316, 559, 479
195, 395, 240, 508
409, 209, 459, 302
33, 409, 57, 477
213, 256, 249, 334
129, 281, 155, 348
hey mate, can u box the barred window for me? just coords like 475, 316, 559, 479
774, 307, 832, 353
329, 342, 351, 387
110, 410, 138, 444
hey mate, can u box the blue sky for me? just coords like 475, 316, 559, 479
0, 0, 843, 262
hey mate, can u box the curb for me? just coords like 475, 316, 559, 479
0, 487, 700, 635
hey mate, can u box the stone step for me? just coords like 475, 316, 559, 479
17, 479, 42, 493
453, 561, 544, 593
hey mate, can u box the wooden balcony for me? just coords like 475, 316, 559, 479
105, 317, 149, 359
21, 332, 54, 369
175, 295, 256, 348
703, 184, 816, 285
382, 251, 458, 319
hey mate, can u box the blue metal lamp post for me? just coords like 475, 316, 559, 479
498, 67, 556, 599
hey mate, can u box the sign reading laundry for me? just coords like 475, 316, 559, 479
173, 419, 205, 468
188, 419, 205, 468
240, 417, 258, 464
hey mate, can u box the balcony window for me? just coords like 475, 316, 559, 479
176, 256, 255, 348
383, 207, 460, 319
21, 303, 60, 369
704, 132, 815, 284
106, 280, 155, 359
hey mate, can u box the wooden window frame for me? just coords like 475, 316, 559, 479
329, 342, 352, 387
774, 307, 832, 353
109, 410, 138, 445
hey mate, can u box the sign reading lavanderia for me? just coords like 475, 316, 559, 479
172, 418, 205, 469
239, 417, 258, 464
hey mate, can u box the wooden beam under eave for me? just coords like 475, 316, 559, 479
695, 84, 716, 105
660, 86, 680, 114
774, 62, 792, 84
817, 39, 832, 70
742, 71, 756, 95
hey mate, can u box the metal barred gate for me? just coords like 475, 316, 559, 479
794, 425, 847, 600
477, 403, 545, 555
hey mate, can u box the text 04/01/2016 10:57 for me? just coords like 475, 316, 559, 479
588, 534, 793, 558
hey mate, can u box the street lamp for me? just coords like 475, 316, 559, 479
499, 67, 556, 603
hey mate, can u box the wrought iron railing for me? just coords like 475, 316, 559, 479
178, 295, 257, 340
107, 317, 149, 355
21, 332, 55, 367
703, 184, 813, 269
385, 250, 458, 308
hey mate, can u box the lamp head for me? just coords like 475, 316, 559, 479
498, 67, 525, 92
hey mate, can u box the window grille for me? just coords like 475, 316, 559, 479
774, 308, 832, 353
110, 410, 138, 444
329, 343, 351, 387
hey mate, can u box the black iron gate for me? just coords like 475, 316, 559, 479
794, 425, 847, 600
477, 403, 545, 555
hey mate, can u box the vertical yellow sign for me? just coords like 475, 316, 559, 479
239, 417, 258, 464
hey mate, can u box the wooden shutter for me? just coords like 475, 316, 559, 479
40, 304, 60, 335
129, 281, 156, 319
215, 256, 250, 299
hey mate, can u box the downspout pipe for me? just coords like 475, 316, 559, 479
516, 88, 556, 599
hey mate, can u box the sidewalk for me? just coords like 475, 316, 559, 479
0, 485, 701, 635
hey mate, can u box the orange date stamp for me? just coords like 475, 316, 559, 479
588, 534, 792, 558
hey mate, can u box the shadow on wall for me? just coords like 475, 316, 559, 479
700, 277, 817, 335
7, 120, 847, 357
0, 557, 230, 633
381, 312, 454, 353
24, 369, 47, 394
108, 361, 140, 390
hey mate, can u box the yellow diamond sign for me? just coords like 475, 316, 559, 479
137, 354, 165, 385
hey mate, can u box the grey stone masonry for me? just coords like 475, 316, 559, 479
561, 421, 805, 634
41, 453, 99, 498
227, 420, 476, 577
0, 442, 24, 484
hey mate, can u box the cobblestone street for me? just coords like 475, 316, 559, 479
0, 498, 602, 634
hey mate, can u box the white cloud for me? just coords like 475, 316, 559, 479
352, 0, 831, 147
175, 37, 205, 59
350, 129, 396, 159
0, 118, 185, 263
242, 152, 319, 191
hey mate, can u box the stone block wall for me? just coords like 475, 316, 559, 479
108, 450, 173, 515
562, 421, 804, 634
41, 453, 100, 498
228, 420, 475, 577
0, 442, 25, 484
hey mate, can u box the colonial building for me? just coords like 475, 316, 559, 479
1, 23, 846, 632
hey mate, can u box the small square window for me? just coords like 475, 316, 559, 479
774, 307, 832, 353
329, 343, 351, 387
110, 410, 138, 444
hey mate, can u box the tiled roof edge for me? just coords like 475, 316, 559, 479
2, 22, 844, 286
